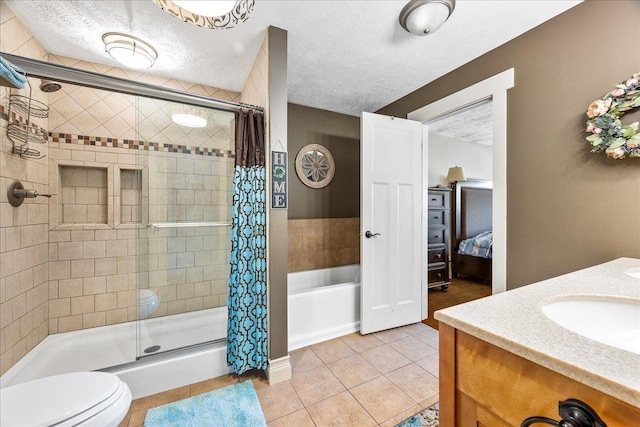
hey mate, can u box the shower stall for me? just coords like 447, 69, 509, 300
0, 54, 249, 397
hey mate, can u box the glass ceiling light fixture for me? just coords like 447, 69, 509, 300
153, 0, 255, 30
102, 33, 158, 69
172, 105, 208, 128
399, 0, 455, 36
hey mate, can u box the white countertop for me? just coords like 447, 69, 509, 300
435, 257, 640, 407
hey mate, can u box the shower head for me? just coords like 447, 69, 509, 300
39, 79, 61, 93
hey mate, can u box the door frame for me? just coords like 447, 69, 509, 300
408, 68, 514, 295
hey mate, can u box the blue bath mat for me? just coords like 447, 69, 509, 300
144, 380, 267, 427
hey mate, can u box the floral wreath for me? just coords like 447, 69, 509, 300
585, 72, 640, 159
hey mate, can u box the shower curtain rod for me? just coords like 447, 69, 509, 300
0, 52, 264, 113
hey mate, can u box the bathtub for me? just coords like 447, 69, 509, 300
287, 264, 361, 351
0, 307, 230, 399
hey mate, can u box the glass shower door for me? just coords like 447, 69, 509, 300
134, 96, 234, 357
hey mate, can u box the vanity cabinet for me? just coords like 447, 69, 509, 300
427, 188, 451, 291
439, 324, 640, 427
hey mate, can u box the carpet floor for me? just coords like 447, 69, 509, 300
424, 278, 492, 329
396, 402, 439, 426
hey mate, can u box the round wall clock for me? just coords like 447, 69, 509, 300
295, 144, 335, 189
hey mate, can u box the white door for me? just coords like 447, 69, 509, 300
360, 112, 424, 334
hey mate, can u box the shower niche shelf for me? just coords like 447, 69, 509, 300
7, 82, 49, 159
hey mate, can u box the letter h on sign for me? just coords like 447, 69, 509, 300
271, 151, 287, 208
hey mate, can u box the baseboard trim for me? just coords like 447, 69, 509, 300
267, 355, 291, 384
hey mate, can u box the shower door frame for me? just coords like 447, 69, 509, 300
4, 52, 261, 359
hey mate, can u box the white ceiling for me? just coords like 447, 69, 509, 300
6, 0, 582, 116
429, 99, 493, 145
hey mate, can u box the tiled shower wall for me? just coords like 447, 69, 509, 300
0, 0, 50, 375
288, 218, 360, 272
1, 0, 242, 376
46, 79, 236, 333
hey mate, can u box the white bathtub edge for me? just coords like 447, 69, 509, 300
288, 322, 360, 352
105, 342, 232, 399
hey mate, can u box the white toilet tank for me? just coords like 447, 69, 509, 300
0, 372, 132, 427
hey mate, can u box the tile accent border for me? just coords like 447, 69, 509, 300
48, 131, 235, 158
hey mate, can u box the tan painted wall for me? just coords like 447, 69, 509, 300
288, 103, 360, 219
378, 0, 640, 289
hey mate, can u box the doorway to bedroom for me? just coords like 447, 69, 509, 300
423, 100, 494, 329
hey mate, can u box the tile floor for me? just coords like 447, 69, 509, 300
119, 322, 440, 427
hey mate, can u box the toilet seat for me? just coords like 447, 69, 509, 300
0, 372, 132, 427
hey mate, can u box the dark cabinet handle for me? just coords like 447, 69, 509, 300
434, 234, 440, 239
436, 273, 442, 278
521, 399, 606, 427
434, 216, 440, 220
435, 253, 442, 258
430, 198, 437, 202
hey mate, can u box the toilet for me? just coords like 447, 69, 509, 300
138, 288, 160, 319
0, 372, 131, 427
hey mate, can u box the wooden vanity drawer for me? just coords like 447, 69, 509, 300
428, 229, 445, 245
428, 267, 447, 284
428, 210, 447, 227
428, 248, 446, 263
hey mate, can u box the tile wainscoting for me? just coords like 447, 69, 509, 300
288, 218, 360, 273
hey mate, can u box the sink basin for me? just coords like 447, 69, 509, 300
542, 296, 640, 355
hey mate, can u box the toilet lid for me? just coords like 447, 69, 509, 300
0, 372, 121, 427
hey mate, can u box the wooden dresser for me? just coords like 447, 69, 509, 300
427, 188, 451, 291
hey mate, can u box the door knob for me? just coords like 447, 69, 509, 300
365, 231, 381, 239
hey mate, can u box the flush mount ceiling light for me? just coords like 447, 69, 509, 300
399, 0, 455, 36
153, 0, 255, 30
172, 105, 208, 128
172, 113, 207, 128
102, 32, 158, 69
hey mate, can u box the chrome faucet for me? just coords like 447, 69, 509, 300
7, 180, 52, 207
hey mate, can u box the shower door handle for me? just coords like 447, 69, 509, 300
365, 231, 380, 239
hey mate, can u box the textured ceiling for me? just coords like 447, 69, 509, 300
429, 99, 493, 145
6, 0, 582, 116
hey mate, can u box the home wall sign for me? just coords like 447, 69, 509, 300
295, 144, 335, 189
271, 151, 287, 208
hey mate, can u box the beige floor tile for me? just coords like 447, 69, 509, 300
290, 347, 325, 373
268, 409, 316, 427
126, 409, 147, 427
373, 327, 410, 343
255, 380, 305, 422
399, 322, 434, 336
306, 391, 376, 427
416, 353, 439, 378
360, 344, 411, 374
378, 404, 421, 427
385, 363, 439, 403
129, 385, 191, 413
417, 393, 440, 411
350, 376, 415, 424
388, 335, 438, 361
189, 373, 239, 396
326, 354, 381, 389
310, 338, 355, 364
413, 328, 439, 349
339, 332, 384, 353
290, 365, 346, 406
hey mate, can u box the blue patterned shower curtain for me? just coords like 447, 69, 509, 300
227, 109, 267, 375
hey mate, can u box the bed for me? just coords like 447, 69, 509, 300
452, 179, 493, 283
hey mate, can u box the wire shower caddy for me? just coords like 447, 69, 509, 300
6, 80, 48, 159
